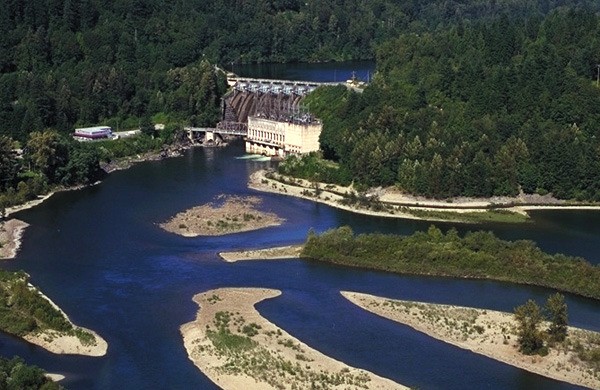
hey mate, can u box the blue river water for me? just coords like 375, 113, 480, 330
1, 63, 599, 389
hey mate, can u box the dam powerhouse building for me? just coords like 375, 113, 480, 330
246, 114, 322, 157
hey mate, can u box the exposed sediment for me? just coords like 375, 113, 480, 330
181, 288, 407, 390
0, 219, 29, 260
219, 245, 303, 262
249, 169, 600, 223
342, 291, 600, 390
23, 287, 108, 357
159, 195, 284, 236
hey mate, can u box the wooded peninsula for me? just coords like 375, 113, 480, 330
301, 226, 600, 301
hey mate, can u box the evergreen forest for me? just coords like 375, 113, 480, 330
2, 1, 600, 205
304, 9, 600, 200
1, 0, 597, 141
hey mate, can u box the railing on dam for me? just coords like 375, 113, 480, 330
215, 121, 247, 135
229, 77, 341, 96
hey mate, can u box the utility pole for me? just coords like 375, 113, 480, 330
597, 64, 600, 87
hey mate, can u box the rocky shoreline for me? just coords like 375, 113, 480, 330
0, 219, 29, 260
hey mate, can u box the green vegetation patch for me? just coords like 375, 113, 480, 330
404, 208, 529, 224
0, 269, 94, 344
302, 226, 600, 300
0, 356, 62, 390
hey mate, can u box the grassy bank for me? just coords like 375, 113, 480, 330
389, 206, 528, 224
261, 169, 529, 224
301, 226, 600, 300
0, 270, 94, 344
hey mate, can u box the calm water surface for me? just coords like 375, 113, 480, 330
1, 63, 598, 389
226, 60, 375, 83
1, 143, 598, 390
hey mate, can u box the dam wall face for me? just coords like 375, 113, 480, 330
223, 91, 303, 123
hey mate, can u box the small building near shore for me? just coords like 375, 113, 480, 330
73, 126, 113, 141
246, 115, 321, 157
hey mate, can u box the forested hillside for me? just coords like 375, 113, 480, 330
1, 0, 597, 142
2, 1, 600, 204
305, 10, 600, 200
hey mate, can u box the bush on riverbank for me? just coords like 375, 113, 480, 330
301, 226, 600, 300
0, 356, 61, 390
0, 270, 94, 344
277, 153, 353, 187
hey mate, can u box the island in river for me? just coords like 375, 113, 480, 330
219, 244, 303, 262
160, 195, 284, 236
180, 288, 406, 390
342, 291, 600, 390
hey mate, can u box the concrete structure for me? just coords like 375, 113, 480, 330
246, 116, 322, 157
73, 126, 113, 140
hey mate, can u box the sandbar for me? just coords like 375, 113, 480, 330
342, 291, 600, 389
22, 285, 108, 357
181, 288, 407, 389
0, 219, 29, 260
249, 169, 600, 222
219, 244, 303, 262
5, 193, 55, 218
160, 195, 284, 236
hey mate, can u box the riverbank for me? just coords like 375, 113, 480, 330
160, 195, 284, 237
342, 292, 600, 389
0, 270, 108, 357
4, 142, 191, 220
181, 288, 406, 389
23, 284, 108, 356
219, 244, 303, 262
0, 219, 29, 259
24, 327, 107, 356
249, 169, 600, 223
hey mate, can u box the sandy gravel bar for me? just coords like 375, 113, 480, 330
249, 170, 427, 221
219, 245, 303, 262
0, 219, 29, 259
342, 291, 600, 389
250, 170, 600, 221
24, 329, 107, 356
160, 195, 284, 236
181, 288, 407, 389
22, 286, 108, 357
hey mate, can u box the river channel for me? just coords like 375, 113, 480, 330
1, 63, 599, 389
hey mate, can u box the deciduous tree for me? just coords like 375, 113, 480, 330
514, 299, 545, 355
545, 293, 568, 342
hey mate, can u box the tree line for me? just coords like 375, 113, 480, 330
0, 356, 61, 390
304, 9, 600, 200
301, 225, 600, 300
1, 0, 597, 142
